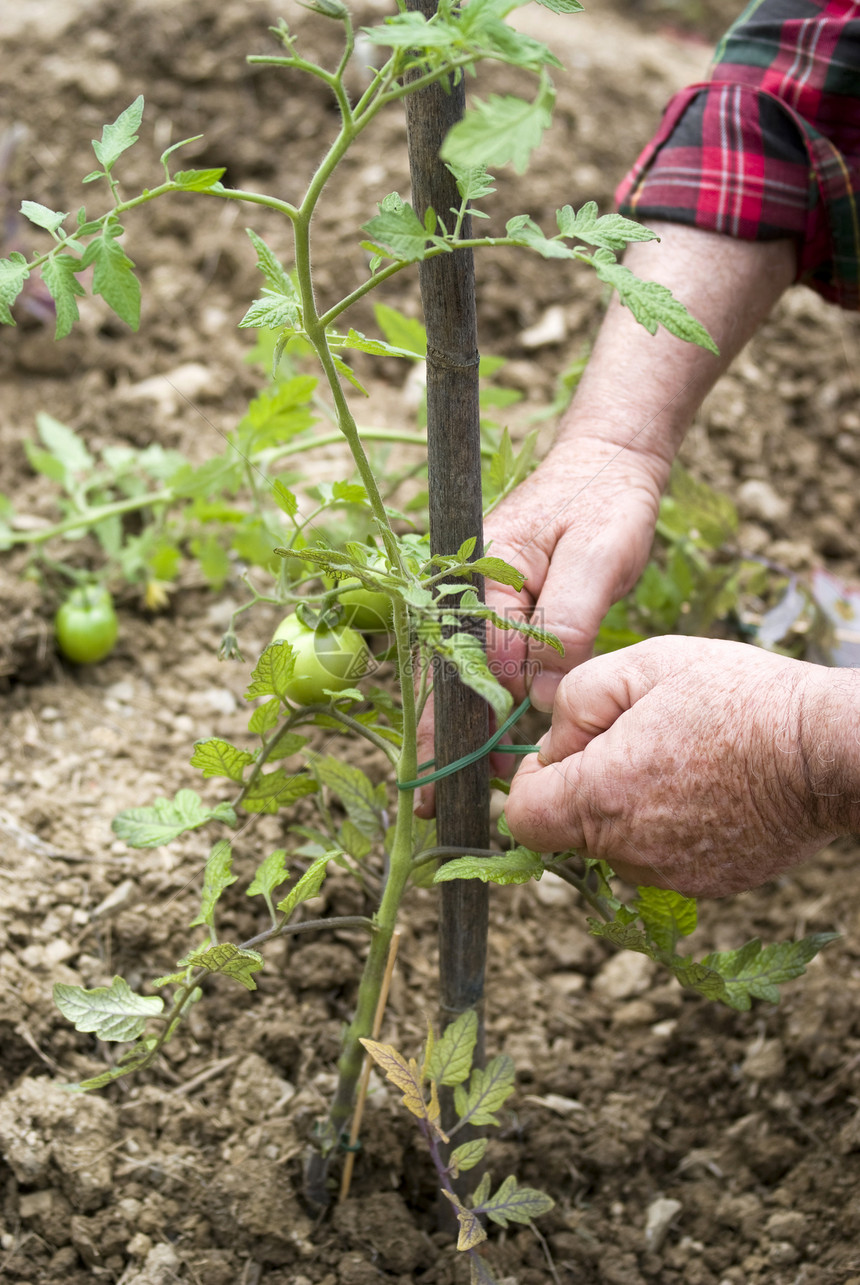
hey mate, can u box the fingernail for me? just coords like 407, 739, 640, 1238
536, 731, 552, 766
413, 788, 424, 816
528, 670, 561, 714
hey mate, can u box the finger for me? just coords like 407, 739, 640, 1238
413, 697, 436, 819
505, 751, 587, 853
539, 641, 668, 764
505, 742, 674, 888
524, 519, 654, 712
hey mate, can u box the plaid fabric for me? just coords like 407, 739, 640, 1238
616, 0, 860, 308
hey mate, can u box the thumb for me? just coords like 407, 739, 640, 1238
539, 643, 663, 763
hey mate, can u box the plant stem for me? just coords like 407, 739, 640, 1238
305, 597, 418, 1200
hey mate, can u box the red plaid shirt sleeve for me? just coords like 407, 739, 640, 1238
615, 0, 860, 308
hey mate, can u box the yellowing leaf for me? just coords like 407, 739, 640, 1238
360, 1039, 431, 1125
441, 1190, 488, 1252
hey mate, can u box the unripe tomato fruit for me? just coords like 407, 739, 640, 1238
272, 612, 369, 705
336, 581, 392, 633
55, 585, 119, 664
326, 556, 392, 633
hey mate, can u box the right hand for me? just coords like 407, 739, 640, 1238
482, 434, 665, 711
413, 434, 665, 817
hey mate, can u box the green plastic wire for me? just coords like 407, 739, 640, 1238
397, 694, 539, 791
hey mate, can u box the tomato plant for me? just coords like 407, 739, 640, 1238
272, 611, 370, 704
54, 585, 118, 664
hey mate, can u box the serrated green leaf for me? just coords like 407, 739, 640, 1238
588, 255, 718, 354
173, 167, 226, 190
477, 1174, 555, 1227
635, 885, 697, 955
20, 201, 68, 234
373, 301, 426, 357
427, 1009, 478, 1086
435, 631, 513, 722
447, 162, 496, 204
190, 738, 255, 783
449, 1137, 488, 1174
454, 1053, 516, 1128
0, 252, 30, 325
339, 817, 373, 861
248, 697, 281, 735
272, 479, 299, 517
505, 213, 576, 260
467, 555, 526, 589
276, 855, 330, 915
189, 840, 237, 929
701, 932, 839, 1011
239, 290, 301, 331
265, 727, 307, 759
247, 848, 289, 899
53, 976, 163, 1041
181, 943, 264, 990
80, 225, 141, 329
245, 227, 296, 297
471, 1171, 492, 1207
361, 196, 436, 262
475, 602, 564, 654
361, 11, 457, 51
435, 847, 544, 887
41, 254, 86, 339
341, 327, 424, 361
112, 789, 237, 849
245, 641, 298, 701
241, 768, 317, 815
151, 970, 190, 988
556, 201, 657, 253
441, 80, 555, 176
92, 96, 144, 170
311, 755, 385, 838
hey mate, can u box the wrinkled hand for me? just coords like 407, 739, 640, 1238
482, 436, 665, 710
412, 436, 664, 818
505, 636, 859, 898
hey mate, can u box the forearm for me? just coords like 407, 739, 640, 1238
554, 223, 798, 482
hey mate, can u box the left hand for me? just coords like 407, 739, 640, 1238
504, 636, 857, 898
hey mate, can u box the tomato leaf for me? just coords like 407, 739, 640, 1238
112, 789, 237, 848
190, 738, 255, 783
180, 943, 265, 991
189, 841, 237, 929
53, 976, 163, 1042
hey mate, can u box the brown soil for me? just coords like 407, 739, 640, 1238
2, 3, 860, 1283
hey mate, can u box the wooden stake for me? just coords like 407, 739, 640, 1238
339, 930, 402, 1202
404, 0, 490, 1170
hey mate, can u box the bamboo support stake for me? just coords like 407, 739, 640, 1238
339, 929, 402, 1202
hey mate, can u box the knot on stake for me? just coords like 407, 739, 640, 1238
397, 695, 538, 790
425, 343, 480, 372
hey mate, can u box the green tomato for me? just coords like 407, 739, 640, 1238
336, 581, 392, 633
273, 612, 370, 705
55, 585, 119, 664
326, 557, 392, 633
